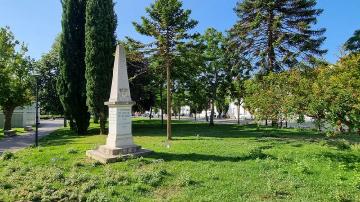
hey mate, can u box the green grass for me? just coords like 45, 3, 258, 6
0, 128, 30, 140
0, 119, 359, 201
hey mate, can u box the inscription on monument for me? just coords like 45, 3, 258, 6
119, 88, 130, 98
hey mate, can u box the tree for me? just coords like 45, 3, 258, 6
344, 29, 360, 53
36, 35, 64, 116
313, 54, 360, 133
85, 0, 117, 135
133, 0, 197, 140
231, 0, 327, 74
120, 38, 156, 114
58, 0, 89, 134
196, 28, 228, 126
0, 27, 33, 130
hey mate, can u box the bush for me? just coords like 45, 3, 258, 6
1, 151, 15, 161
137, 169, 168, 187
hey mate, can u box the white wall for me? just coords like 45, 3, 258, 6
0, 103, 37, 128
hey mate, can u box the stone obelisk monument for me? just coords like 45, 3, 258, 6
86, 45, 152, 163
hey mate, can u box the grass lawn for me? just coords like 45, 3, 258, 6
0, 128, 30, 140
0, 119, 359, 201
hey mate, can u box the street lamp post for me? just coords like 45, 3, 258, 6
33, 73, 40, 147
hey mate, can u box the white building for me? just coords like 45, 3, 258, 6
0, 103, 37, 128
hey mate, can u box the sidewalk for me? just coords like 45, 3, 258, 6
0, 119, 64, 153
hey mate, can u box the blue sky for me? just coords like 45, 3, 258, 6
0, 0, 359, 63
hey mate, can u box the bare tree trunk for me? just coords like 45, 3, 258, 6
93, 113, 99, 124
205, 108, 209, 122
99, 111, 107, 135
64, 115, 67, 127
178, 106, 181, 120
194, 112, 197, 121
265, 119, 268, 126
210, 99, 215, 127
237, 102, 241, 125
166, 59, 172, 140
160, 83, 164, 127
149, 107, 152, 120
3, 107, 15, 131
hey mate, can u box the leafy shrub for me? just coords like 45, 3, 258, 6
1, 151, 15, 161
137, 169, 168, 187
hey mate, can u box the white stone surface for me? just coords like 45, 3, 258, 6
105, 45, 135, 148
87, 44, 152, 163
108, 45, 132, 103
106, 106, 134, 148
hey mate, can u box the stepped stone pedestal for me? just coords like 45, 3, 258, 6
86, 45, 152, 164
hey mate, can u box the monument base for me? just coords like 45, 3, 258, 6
86, 145, 152, 164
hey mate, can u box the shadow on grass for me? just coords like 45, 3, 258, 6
319, 151, 360, 165
148, 151, 275, 162
39, 127, 102, 147
38, 119, 360, 147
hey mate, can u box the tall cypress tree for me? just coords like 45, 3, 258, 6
85, 0, 117, 135
231, 0, 327, 74
58, 0, 90, 134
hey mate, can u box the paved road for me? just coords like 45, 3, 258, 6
0, 119, 64, 153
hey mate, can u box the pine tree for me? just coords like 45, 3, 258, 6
85, 0, 117, 135
344, 29, 360, 53
231, 0, 327, 74
133, 0, 197, 140
58, 0, 89, 134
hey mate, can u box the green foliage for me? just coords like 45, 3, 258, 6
193, 28, 231, 125
36, 35, 64, 115
59, 0, 90, 134
0, 27, 33, 130
312, 54, 360, 132
85, 0, 117, 135
1, 151, 15, 161
134, 0, 198, 139
120, 38, 156, 113
1, 119, 359, 201
231, 0, 327, 73
345, 29, 360, 53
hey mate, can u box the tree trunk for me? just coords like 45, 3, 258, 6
210, 99, 215, 127
149, 107, 152, 120
93, 113, 99, 124
160, 83, 164, 127
267, 9, 275, 73
166, 59, 172, 140
99, 111, 107, 135
285, 120, 288, 128
194, 112, 197, 121
178, 106, 181, 120
205, 108, 209, 122
237, 102, 241, 125
3, 107, 15, 131
64, 115, 67, 127
265, 119, 268, 126
70, 119, 75, 130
